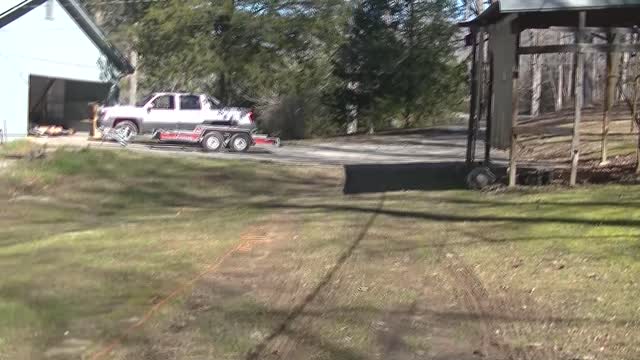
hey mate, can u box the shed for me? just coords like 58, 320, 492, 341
0, 0, 134, 140
460, 0, 640, 186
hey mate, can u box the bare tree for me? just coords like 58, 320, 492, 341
531, 31, 542, 116
601, 31, 621, 164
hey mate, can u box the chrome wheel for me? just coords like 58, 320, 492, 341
206, 136, 221, 149
233, 137, 248, 151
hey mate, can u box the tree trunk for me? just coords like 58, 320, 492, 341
531, 31, 542, 117
128, 49, 138, 105
621, 33, 631, 103
601, 32, 620, 164
403, 0, 416, 128
556, 33, 564, 111
567, 34, 575, 104
583, 36, 595, 107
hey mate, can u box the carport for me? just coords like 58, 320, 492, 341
460, 0, 640, 186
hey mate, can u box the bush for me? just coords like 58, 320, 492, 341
257, 96, 306, 140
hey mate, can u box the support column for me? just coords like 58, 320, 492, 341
570, 11, 586, 186
474, 28, 486, 163
484, 50, 494, 165
508, 29, 521, 187
466, 29, 479, 165
467, 29, 485, 166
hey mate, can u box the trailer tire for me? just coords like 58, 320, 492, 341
229, 133, 251, 152
201, 131, 224, 152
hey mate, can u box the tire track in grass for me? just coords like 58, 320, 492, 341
246, 194, 386, 360
435, 229, 560, 360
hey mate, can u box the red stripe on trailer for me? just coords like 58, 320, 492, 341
252, 135, 280, 146
159, 132, 200, 142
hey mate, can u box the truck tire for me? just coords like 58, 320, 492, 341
114, 120, 138, 142
201, 131, 224, 152
229, 133, 251, 152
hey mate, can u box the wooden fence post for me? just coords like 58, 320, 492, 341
570, 11, 586, 186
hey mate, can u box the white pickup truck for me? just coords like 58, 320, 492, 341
98, 92, 255, 141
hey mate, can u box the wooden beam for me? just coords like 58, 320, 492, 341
549, 26, 637, 34
471, 29, 486, 164
513, 125, 573, 137
518, 43, 640, 55
570, 12, 587, 187
484, 51, 494, 165
508, 29, 520, 187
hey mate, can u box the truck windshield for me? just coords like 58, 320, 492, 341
136, 94, 154, 107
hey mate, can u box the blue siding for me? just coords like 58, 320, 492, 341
0, 0, 112, 138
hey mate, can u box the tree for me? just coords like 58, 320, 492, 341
333, 0, 402, 132
334, 0, 464, 132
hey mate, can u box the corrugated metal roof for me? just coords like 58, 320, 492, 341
459, 0, 640, 27
500, 0, 640, 12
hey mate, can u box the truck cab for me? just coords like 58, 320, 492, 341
99, 92, 255, 141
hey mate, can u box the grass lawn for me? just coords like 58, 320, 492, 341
1, 147, 639, 360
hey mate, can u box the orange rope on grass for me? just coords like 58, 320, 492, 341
89, 235, 263, 360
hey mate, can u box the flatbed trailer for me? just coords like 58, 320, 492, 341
102, 124, 280, 152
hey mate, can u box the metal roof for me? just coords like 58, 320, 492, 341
0, 0, 134, 75
499, 0, 640, 12
460, 0, 640, 27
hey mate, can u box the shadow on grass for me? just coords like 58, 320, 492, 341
245, 195, 386, 360
260, 202, 640, 228
343, 162, 470, 194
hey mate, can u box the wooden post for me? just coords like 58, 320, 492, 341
601, 31, 620, 165
634, 75, 640, 173
484, 50, 494, 165
570, 12, 586, 187
89, 102, 101, 140
632, 33, 639, 133
466, 29, 485, 166
473, 28, 486, 163
466, 29, 479, 166
509, 30, 520, 187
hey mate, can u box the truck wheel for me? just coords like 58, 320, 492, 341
201, 132, 224, 152
230, 133, 251, 152
114, 120, 138, 141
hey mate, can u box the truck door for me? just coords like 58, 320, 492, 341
178, 95, 204, 130
146, 94, 177, 131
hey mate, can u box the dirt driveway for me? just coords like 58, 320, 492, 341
31, 127, 506, 165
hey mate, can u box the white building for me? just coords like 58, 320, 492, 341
0, 0, 133, 140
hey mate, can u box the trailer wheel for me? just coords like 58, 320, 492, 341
201, 131, 224, 152
229, 133, 251, 152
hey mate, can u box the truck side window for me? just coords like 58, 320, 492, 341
180, 95, 201, 110
152, 95, 175, 110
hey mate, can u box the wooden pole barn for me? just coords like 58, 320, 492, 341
460, 0, 640, 187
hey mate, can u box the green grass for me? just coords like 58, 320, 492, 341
0, 140, 45, 159
1, 148, 639, 359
